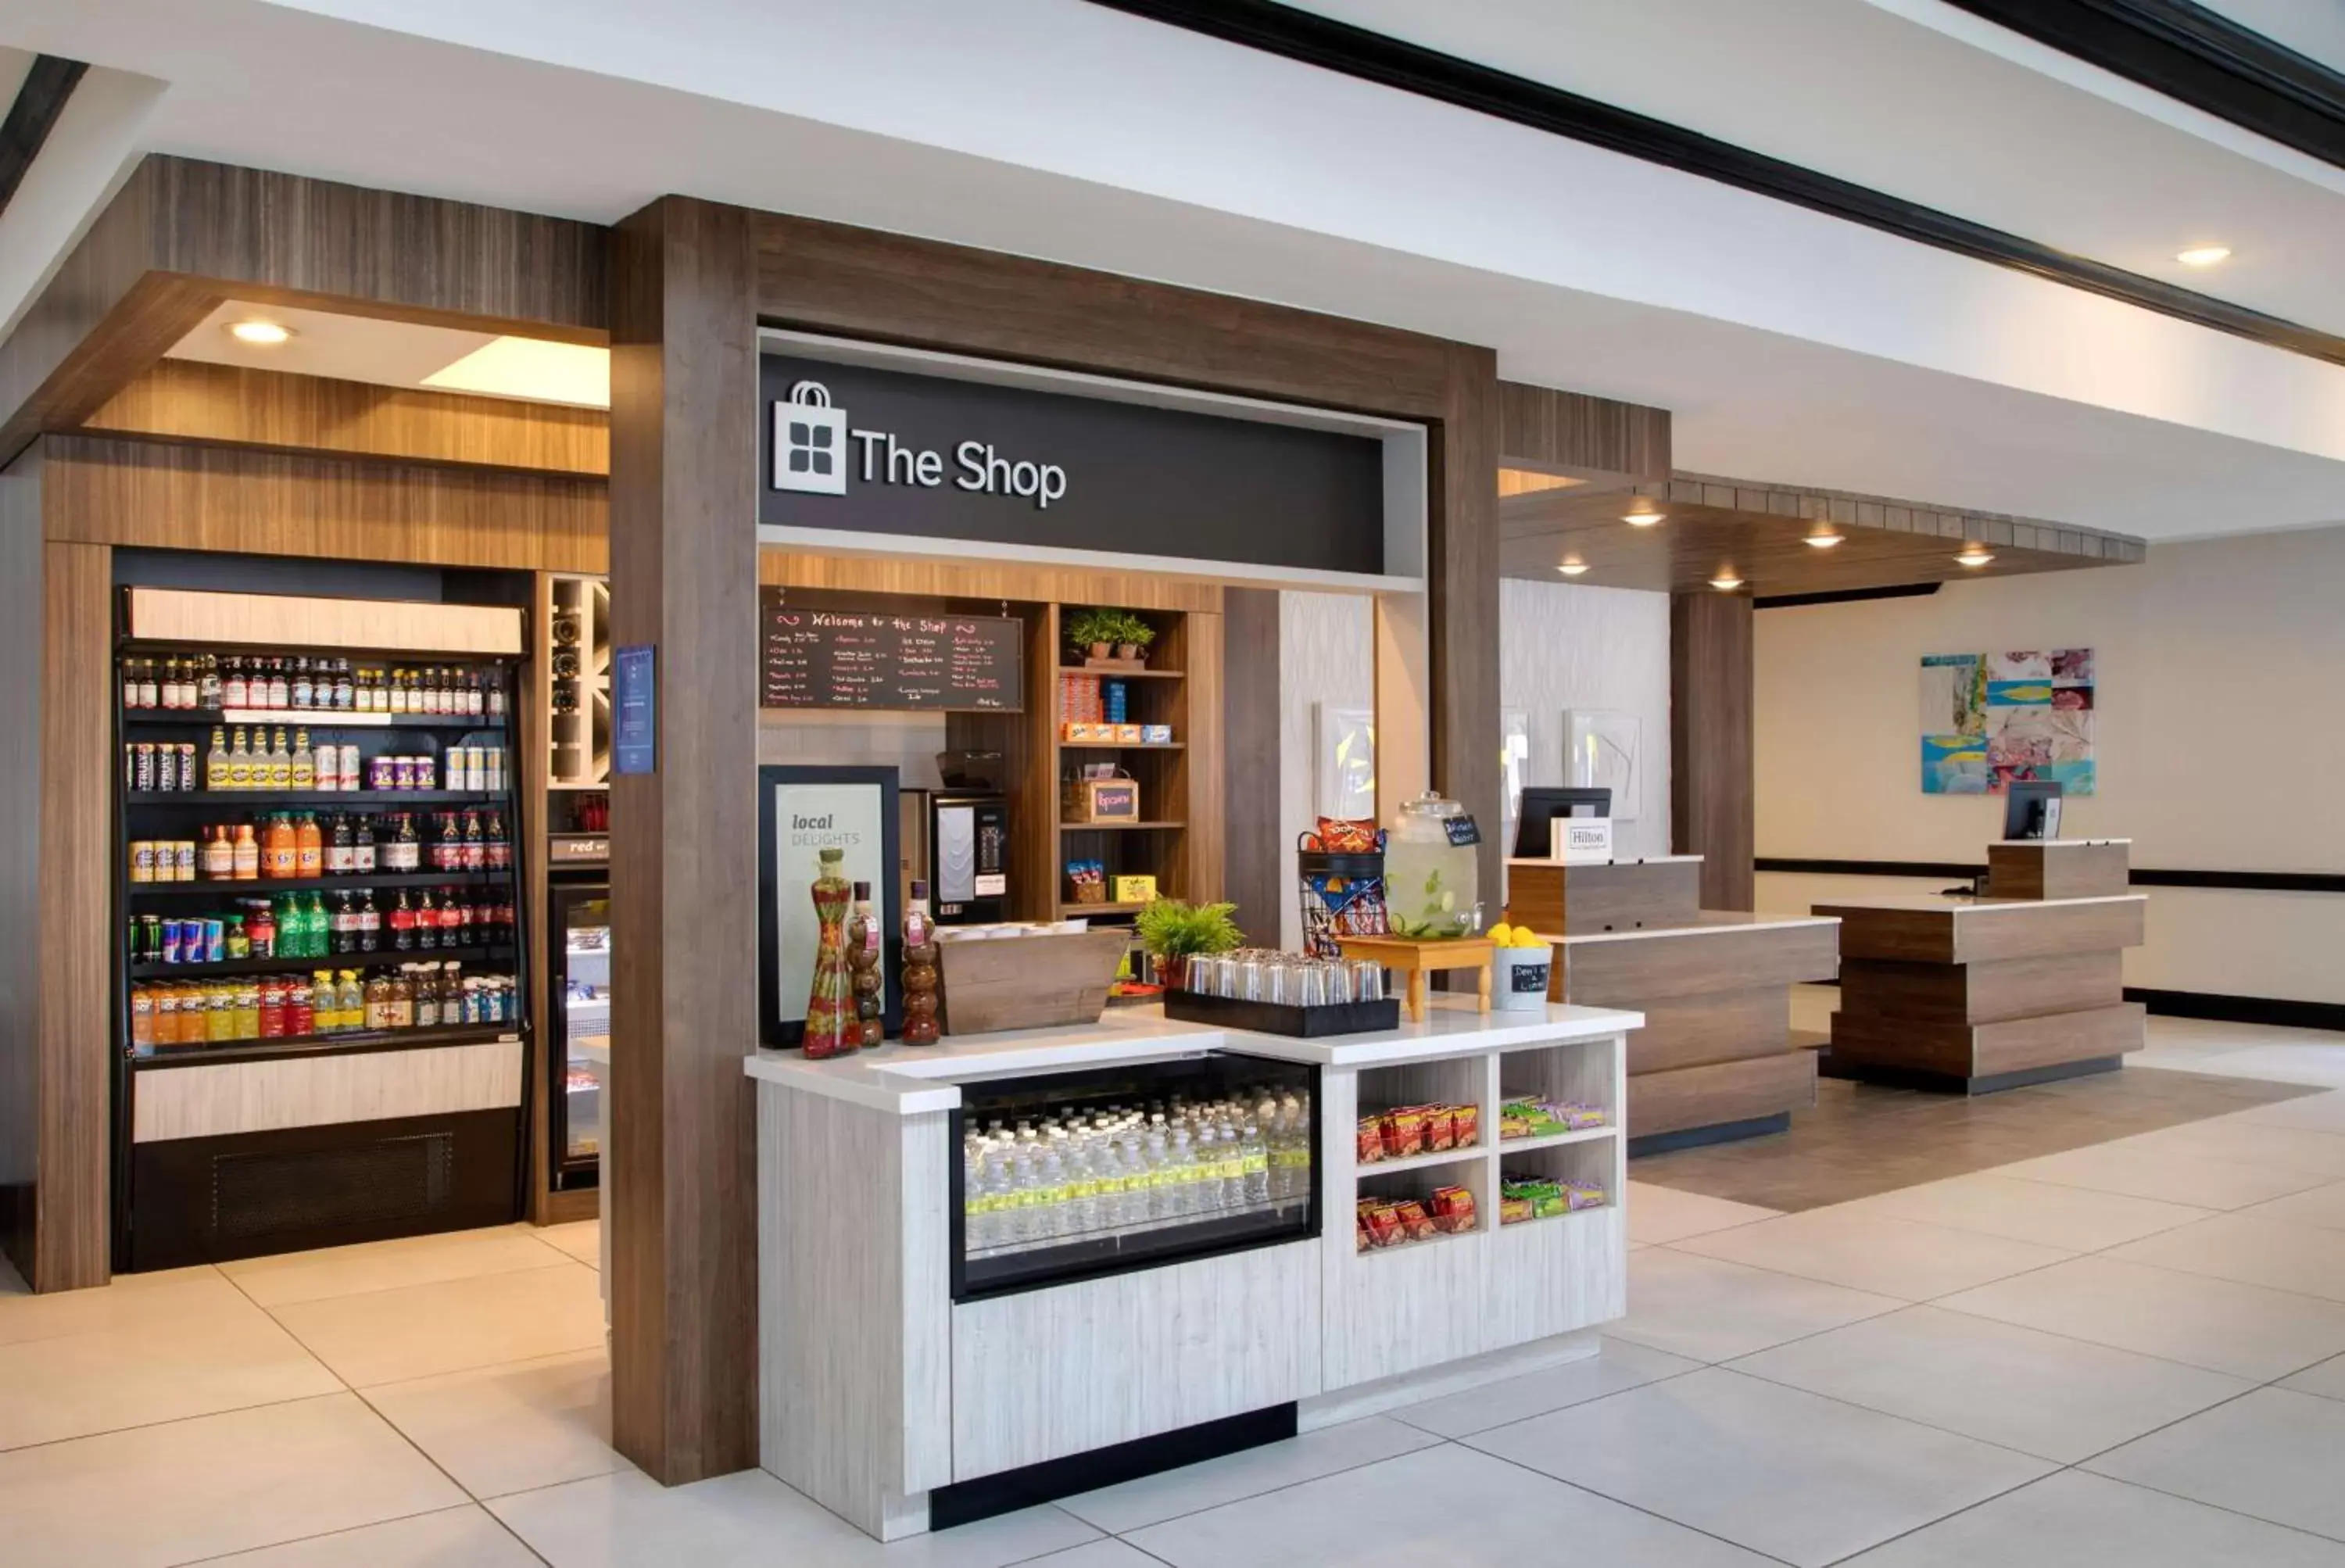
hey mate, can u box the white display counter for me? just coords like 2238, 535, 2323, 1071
746, 997, 1639, 1541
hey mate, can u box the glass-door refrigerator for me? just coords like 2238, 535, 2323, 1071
547, 866, 610, 1190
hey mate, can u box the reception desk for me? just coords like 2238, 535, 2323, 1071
1514, 857, 1841, 1154
1814, 884, 2146, 1093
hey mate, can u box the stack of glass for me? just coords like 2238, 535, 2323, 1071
1180, 948, 1384, 1006
961, 1085, 1314, 1259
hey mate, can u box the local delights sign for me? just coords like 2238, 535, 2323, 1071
758, 353, 1387, 576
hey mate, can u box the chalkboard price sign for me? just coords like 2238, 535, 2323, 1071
761, 594, 1025, 712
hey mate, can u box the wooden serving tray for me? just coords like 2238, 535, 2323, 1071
1335, 935, 1495, 1022
936, 929, 1130, 1036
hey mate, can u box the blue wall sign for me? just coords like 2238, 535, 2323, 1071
613, 644, 657, 775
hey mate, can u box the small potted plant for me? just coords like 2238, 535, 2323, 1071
1133, 897, 1241, 990
1065, 607, 1119, 664
1113, 612, 1158, 664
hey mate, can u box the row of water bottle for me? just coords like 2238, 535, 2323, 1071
964, 1090, 1313, 1256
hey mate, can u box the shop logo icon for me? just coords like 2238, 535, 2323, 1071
774, 381, 847, 496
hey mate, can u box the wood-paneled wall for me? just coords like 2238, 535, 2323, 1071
1670, 592, 1756, 911
607, 195, 761, 1486
0, 453, 42, 1281
1496, 381, 1672, 483
84, 360, 610, 478
1221, 589, 1282, 943
44, 435, 607, 571
1438, 347, 1504, 902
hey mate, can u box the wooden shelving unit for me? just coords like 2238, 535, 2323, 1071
1050, 607, 1200, 922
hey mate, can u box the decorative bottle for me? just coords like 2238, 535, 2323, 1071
802, 847, 858, 1059
846, 879, 884, 1049
900, 879, 941, 1045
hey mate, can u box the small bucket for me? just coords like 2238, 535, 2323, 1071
1490, 943, 1553, 1011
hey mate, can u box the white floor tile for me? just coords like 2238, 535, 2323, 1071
490, 1467, 1097, 1567
2089, 1387, 2345, 1542
361, 1348, 625, 1499
2105, 1213, 2345, 1303
2238, 1092, 2345, 1134
2239, 1180, 2345, 1234
192, 1505, 542, 1566
1848, 1173, 2214, 1252
1015, 1542, 1171, 1568
0, 1269, 247, 1348
1936, 1255, 2345, 1380
1841, 1469, 2345, 1567
1124, 1441, 1776, 1567
0, 1393, 465, 1568
0, 1251, 23, 1295
538, 1220, 600, 1267
1989, 1144, 2332, 1209
1625, 1183, 1782, 1245
1465, 1366, 2053, 1568
1058, 1415, 1435, 1534
0, 1300, 341, 1450
2110, 1121, 2345, 1178
1670, 1207, 2074, 1301
2282, 1353, 2345, 1402
221, 1226, 572, 1307
1389, 1335, 1700, 1438
1730, 1305, 2251, 1462
1611, 1248, 1903, 1362
270, 1262, 606, 1387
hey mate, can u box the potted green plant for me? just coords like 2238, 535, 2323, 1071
1112, 612, 1158, 664
1133, 897, 1241, 990
1065, 607, 1120, 663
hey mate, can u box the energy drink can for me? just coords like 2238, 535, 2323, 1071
369, 754, 396, 791
392, 756, 415, 791
202, 918, 226, 964
160, 918, 185, 965
130, 842, 156, 883
138, 913, 162, 960
172, 841, 196, 882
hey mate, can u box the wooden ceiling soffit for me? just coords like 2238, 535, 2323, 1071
1497, 380, 1670, 488
1502, 469, 2146, 596
0, 154, 610, 468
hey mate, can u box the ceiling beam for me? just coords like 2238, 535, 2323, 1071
1085, 0, 2345, 370
0, 55, 87, 220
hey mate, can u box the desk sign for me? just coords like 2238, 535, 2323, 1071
613, 644, 656, 775
1551, 816, 1614, 865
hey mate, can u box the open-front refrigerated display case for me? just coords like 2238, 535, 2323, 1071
949, 1054, 1319, 1301
548, 877, 610, 1190
112, 587, 529, 1270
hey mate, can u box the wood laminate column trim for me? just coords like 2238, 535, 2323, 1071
1435, 345, 1503, 904
607, 196, 760, 1484
1220, 589, 1280, 944
1670, 592, 1755, 911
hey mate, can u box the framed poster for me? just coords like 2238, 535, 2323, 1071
758, 765, 901, 1048
1920, 648, 2095, 795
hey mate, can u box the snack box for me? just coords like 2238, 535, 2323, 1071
1112, 874, 1158, 904
1141, 724, 1173, 744
1115, 723, 1145, 743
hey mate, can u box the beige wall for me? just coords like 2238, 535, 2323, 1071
1755, 526, 2345, 1004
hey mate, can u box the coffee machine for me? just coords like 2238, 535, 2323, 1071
901, 751, 1013, 925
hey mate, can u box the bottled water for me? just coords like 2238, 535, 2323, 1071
1241, 1119, 1270, 1205
1035, 1149, 1068, 1239
1217, 1115, 1248, 1209
1142, 1129, 1172, 1221
1004, 1151, 1040, 1246
1168, 1128, 1198, 1216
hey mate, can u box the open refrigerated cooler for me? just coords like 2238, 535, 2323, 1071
548, 873, 610, 1190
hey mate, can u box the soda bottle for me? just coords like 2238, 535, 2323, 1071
483, 811, 509, 871
390, 888, 417, 951
327, 814, 353, 875
295, 812, 322, 878
248, 901, 275, 959
352, 814, 378, 874
437, 812, 461, 872
305, 892, 331, 959
262, 814, 297, 879
331, 891, 358, 955
461, 811, 485, 871
357, 890, 381, 953
414, 889, 439, 950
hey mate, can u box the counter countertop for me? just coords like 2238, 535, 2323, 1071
1812, 892, 2146, 915
743, 998, 1643, 1114
1533, 910, 1841, 946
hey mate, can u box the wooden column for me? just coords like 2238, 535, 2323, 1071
607, 196, 760, 1484
1670, 592, 1755, 911
1221, 589, 1281, 943
1435, 346, 1503, 903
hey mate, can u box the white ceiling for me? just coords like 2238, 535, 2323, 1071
170, 302, 502, 385
2, 0, 2343, 542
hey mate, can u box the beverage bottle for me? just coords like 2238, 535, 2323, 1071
120, 657, 142, 711
453, 896, 474, 947
257, 978, 286, 1038
352, 814, 377, 874
206, 728, 231, 790
261, 814, 296, 879
326, 813, 353, 875
129, 984, 156, 1052
414, 889, 438, 950
485, 672, 506, 718
391, 969, 415, 1029
1004, 1152, 1040, 1246
287, 977, 313, 1037
1035, 1148, 1069, 1240
1240, 1118, 1269, 1205
460, 811, 485, 871
437, 812, 460, 872
290, 729, 315, 789
390, 889, 416, 951
247, 901, 274, 959
304, 892, 330, 959
133, 657, 159, 709
483, 812, 509, 871
200, 825, 233, 880
331, 891, 358, 955
225, 915, 250, 961
363, 974, 391, 1031
466, 670, 485, 717
899, 880, 940, 1045
963, 1143, 992, 1253
234, 983, 260, 1039
222, 657, 248, 709
336, 970, 363, 1031
291, 657, 313, 710
390, 814, 420, 872
206, 983, 236, 1043
1141, 1126, 1171, 1223
295, 812, 322, 878
228, 728, 254, 790
158, 657, 180, 710
198, 654, 221, 710
414, 963, 441, 1028
357, 890, 381, 953
387, 668, 408, 714
268, 659, 291, 710
262, 729, 288, 789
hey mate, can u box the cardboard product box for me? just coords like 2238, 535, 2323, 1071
1113, 874, 1158, 904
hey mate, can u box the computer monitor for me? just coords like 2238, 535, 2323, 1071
2003, 779, 2064, 842
1515, 786, 1612, 858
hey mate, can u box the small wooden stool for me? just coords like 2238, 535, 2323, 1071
1336, 935, 1495, 1022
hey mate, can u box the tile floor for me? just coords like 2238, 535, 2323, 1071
5, 1020, 2345, 1566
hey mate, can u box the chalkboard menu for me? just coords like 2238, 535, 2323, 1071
761, 594, 1024, 711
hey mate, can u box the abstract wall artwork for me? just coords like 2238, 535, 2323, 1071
1564, 709, 1643, 822
1920, 648, 2095, 795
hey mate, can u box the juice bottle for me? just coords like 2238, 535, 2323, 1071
338, 970, 365, 1031
295, 812, 323, 878
287, 977, 314, 1037
129, 984, 156, 1051
312, 969, 340, 1031
234, 983, 260, 1040
260, 814, 293, 879
257, 978, 286, 1037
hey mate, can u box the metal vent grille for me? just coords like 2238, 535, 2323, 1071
211, 1132, 456, 1240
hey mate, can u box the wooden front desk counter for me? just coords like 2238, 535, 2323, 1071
745, 999, 1638, 1541
1813, 891, 2147, 1092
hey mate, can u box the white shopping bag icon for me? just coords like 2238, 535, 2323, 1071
773, 381, 848, 496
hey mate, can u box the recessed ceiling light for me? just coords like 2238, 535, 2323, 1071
1622, 508, 1664, 527
227, 320, 293, 345
1955, 546, 1995, 567
1803, 532, 1844, 548
2175, 244, 2232, 268
1557, 560, 1590, 576
1710, 574, 1744, 591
